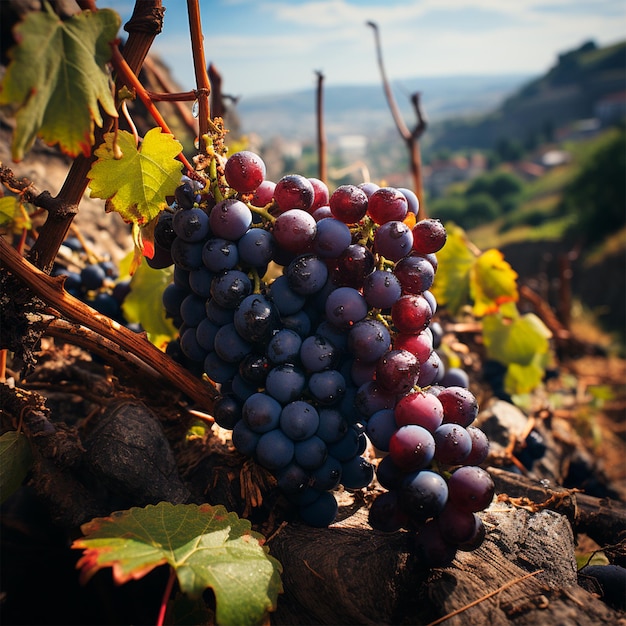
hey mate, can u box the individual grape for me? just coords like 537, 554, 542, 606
316, 408, 349, 444
354, 380, 396, 418
203, 350, 238, 384
201, 238, 239, 273
308, 369, 346, 405
307, 177, 330, 210
412, 519, 457, 567
280, 310, 313, 338
170, 238, 204, 271
362, 269, 402, 310
438, 386, 479, 427
273, 208, 317, 254
349, 358, 376, 386
172, 207, 210, 242
367, 187, 408, 224
210, 270, 252, 309
368, 490, 409, 532
393, 330, 433, 364
315, 320, 348, 352
234, 294, 279, 343
394, 390, 444, 432
286, 254, 329, 295
299, 334, 338, 372
312, 206, 332, 221
329, 184, 369, 224
375, 454, 404, 490
312, 217, 352, 258
250, 180, 276, 208
267, 274, 306, 316
205, 298, 235, 326
178, 293, 206, 327
231, 419, 260, 456
389, 425, 436, 472
267, 328, 302, 364
274, 174, 315, 213
90, 292, 121, 318
224, 150, 266, 193
417, 350, 445, 387
299, 491, 338, 527
333, 243, 375, 288
398, 187, 420, 216
447, 466, 495, 513
255, 429, 294, 471
174, 179, 198, 210
145, 243, 174, 269
188, 267, 215, 298
327, 427, 361, 462
231, 373, 257, 402
391, 294, 433, 334
456, 516, 486, 552
310, 455, 342, 491
464, 426, 490, 465
374, 221, 414, 262
80, 264, 106, 291
412, 218, 447, 254
376, 349, 420, 394
400, 470, 448, 523
238, 352, 271, 385
180, 327, 207, 362
440, 367, 470, 388
366, 408, 397, 451
276, 463, 309, 497
394, 254, 435, 294
358, 181, 380, 198
162, 283, 188, 319
264, 363, 307, 404
213, 323, 253, 363
436, 503, 480, 545
294, 435, 328, 470
237, 228, 275, 269
422, 290, 438, 316
242, 392, 282, 433
212, 394, 242, 430
324, 286, 368, 330
433, 423, 472, 465
279, 400, 320, 441
341, 456, 375, 490
209, 198, 252, 240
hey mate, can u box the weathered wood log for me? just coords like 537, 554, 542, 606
268, 499, 625, 625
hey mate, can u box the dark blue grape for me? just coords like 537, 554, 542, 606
242, 392, 282, 433
341, 456, 375, 490
298, 491, 338, 527
294, 436, 328, 470
307, 370, 346, 405
280, 401, 320, 441
255, 429, 294, 471
234, 294, 279, 343
265, 363, 307, 404
210, 270, 252, 309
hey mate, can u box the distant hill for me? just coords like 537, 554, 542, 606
427, 39, 626, 152
235, 74, 532, 143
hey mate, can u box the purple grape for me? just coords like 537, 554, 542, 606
324, 286, 368, 330
273, 208, 317, 254
400, 469, 448, 523
367, 187, 408, 224
274, 174, 315, 213
312, 217, 352, 258
433, 423, 472, 465
348, 318, 391, 362
389, 425, 436, 472
447, 466, 495, 513
224, 150, 266, 193
394, 389, 444, 432
209, 198, 252, 240
394, 254, 435, 294
362, 269, 402, 309
439, 386, 479, 427
329, 184, 369, 224
172, 207, 210, 243
376, 349, 420, 395
374, 220, 414, 262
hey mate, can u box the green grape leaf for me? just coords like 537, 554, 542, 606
88, 128, 182, 225
0, 431, 33, 503
119, 255, 177, 348
470, 248, 519, 316
505, 353, 550, 395
429, 223, 475, 315
482, 311, 552, 367
0, 5, 120, 161
72, 502, 283, 626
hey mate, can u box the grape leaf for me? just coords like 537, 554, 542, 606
72, 502, 283, 626
88, 128, 182, 225
0, 431, 33, 504
429, 223, 475, 315
119, 255, 177, 348
482, 311, 551, 367
470, 248, 519, 316
505, 354, 550, 395
0, 196, 33, 233
0, 5, 120, 161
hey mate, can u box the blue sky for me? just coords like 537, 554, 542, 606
100, 0, 625, 97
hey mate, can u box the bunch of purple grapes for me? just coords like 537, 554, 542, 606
157, 150, 494, 558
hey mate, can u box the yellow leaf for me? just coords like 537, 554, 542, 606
88, 128, 182, 225
470, 248, 518, 316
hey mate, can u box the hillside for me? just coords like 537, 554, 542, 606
236, 74, 531, 142
427, 39, 626, 152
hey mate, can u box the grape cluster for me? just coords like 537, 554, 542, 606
158, 150, 494, 556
